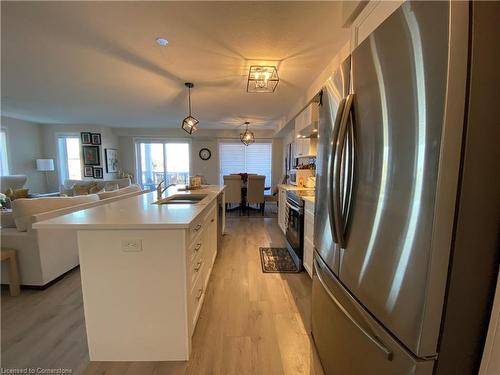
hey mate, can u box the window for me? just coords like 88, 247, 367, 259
219, 142, 272, 187
0, 130, 9, 176
135, 140, 190, 190
57, 135, 82, 183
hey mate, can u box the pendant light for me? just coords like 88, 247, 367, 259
181, 82, 199, 135
240, 121, 255, 146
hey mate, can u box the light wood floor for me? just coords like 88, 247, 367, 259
1, 217, 324, 375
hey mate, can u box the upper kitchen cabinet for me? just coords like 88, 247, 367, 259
295, 102, 319, 136
294, 102, 319, 158
349, 1, 404, 50
295, 137, 317, 159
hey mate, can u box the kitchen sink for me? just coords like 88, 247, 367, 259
154, 194, 207, 205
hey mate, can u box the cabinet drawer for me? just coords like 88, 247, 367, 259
189, 269, 205, 332
189, 218, 204, 244
188, 236, 204, 265
189, 255, 204, 291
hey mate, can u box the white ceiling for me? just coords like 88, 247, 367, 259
1, 1, 349, 130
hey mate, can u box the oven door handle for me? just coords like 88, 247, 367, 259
286, 201, 301, 213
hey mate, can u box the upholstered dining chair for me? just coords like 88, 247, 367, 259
246, 175, 266, 216
223, 175, 242, 214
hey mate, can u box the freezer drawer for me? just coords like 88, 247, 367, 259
312, 255, 434, 375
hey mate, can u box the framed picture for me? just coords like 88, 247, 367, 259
91, 133, 101, 145
82, 145, 100, 166
105, 148, 119, 173
81, 132, 92, 145
93, 167, 103, 179
83, 166, 93, 177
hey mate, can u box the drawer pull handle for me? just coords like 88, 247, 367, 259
194, 261, 202, 272
195, 243, 202, 251
211, 218, 214, 223
194, 224, 202, 231
196, 288, 203, 299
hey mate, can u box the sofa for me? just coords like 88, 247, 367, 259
1, 184, 144, 287
60, 177, 132, 196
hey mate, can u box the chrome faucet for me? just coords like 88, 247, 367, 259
156, 180, 176, 200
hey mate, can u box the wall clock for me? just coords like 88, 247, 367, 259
199, 148, 211, 161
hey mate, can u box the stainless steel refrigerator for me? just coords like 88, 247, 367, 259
312, 1, 500, 374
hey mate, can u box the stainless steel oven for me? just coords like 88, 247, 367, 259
285, 190, 305, 270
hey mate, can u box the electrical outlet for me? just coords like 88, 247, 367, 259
121, 239, 143, 252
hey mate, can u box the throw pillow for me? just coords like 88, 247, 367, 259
88, 183, 101, 194
73, 184, 90, 196
5, 188, 29, 200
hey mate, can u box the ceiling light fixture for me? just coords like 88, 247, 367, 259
155, 37, 169, 46
181, 82, 199, 135
240, 122, 255, 146
247, 66, 279, 93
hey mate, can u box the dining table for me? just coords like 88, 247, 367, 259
226, 173, 271, 213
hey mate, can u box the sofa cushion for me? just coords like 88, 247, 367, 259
12, 195, 99, 232
1, 210, 16, 228
97, 184, 141, 200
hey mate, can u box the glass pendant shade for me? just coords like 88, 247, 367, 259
247, 66, 279, 93
240, 122, 255, 146
182, 115, 199, 135
181, 82, 199, 135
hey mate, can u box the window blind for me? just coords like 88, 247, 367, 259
219, 142, 272, 186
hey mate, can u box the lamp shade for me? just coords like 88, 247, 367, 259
36, 159, 55, 171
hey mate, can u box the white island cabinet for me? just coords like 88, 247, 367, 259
33, 185, 224, 362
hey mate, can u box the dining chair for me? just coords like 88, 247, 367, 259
223, 175, 243, 215
246, 175, 266, 216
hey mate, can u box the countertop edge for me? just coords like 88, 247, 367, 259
33, 185, 225, 230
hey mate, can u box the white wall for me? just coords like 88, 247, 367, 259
113, 128, 281, 188
118, 134, 220, 185
2, 116, 283, 191
40, 124, 119, 191
1, 116, 46, 193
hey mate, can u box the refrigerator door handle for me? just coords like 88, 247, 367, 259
329, 97, 346, 244
314, 258, 394, 361
343, 99, 356, 238
333, 94, 355, 248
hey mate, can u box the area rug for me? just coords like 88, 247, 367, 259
259, 247, 299, 273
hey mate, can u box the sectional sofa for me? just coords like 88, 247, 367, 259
1, 184, 143, 287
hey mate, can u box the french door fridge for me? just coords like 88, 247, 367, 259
312, 1, 498, 374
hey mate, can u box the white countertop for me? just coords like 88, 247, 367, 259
33, 185, 225, 230
277, 184, 315, 191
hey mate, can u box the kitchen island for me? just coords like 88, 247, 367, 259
34, 185, 225, 361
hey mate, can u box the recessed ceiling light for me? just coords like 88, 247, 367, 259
155, 37, 169, 46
